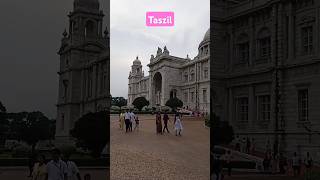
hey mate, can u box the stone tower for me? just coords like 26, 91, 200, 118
56, 0, 110, 145
128, 57, 144, 105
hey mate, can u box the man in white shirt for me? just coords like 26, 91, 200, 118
130, 110, 135, 132
63, 154, 81, 180
47, 148, 68, 180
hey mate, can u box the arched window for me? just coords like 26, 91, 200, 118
85, 20, 95, 37
257, 28, 271, 60
61, 113, 65, 130
184, 72, 188, 82
190, 70, 195, 81
236, 33, 249, 63
63, 80, 69, 99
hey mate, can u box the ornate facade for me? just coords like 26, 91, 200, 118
212, 0, 320, 160
128, 29, 210, 113
55, 0, 110, 144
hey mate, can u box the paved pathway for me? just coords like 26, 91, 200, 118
110, 114, 210, 180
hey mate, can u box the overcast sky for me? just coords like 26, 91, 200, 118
0, 0, 109, 118
110, 0, 210, 98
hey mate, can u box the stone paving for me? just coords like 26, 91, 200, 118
110, 114, 210, 180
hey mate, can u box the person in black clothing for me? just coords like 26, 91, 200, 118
162, 112, 170, 133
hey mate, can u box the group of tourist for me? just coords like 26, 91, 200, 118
155, 112, 183, 136
28, 148, 84, 180
119, 110, 139, 132
262, 151, 314, 176
118, 110, 183, 136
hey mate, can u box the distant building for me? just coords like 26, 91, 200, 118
128, 29, 210, 113
55, 0, 110, 145
211, 0, 320, 160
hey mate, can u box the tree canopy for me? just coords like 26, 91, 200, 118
0, 101, 6, 113
71, 111, 109, 157
165, 97, 183, 111
132, 97, 149, 111
14, 112, 55, 151
211, 114, 234, 146
111, 97, 127, 110
0, 111, 55, 152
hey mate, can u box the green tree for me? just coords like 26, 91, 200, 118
132, 97, 149, 111
0, 105, 9, 146
0, 101, 6, 113
9, 111, 54, 152
71, 111, 109, 157
111, 97, 127, 112
211, 114, 234, 146
165, 97, 183, 111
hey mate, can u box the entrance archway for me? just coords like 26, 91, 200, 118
153, 72, 162, 105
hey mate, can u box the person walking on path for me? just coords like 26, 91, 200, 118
156, 112, 162, 134
47, 148, 68, 180
119, 111, 125, 130
63, 154, 81, 180
162, 112, 170, 133
124, 110, 131, 133
31, 154, 47, 180
174, 113, 183, 136
129, 110, 135, 132
134, 114, 140, 131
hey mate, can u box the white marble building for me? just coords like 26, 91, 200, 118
55, 0, 110, 144
128, 29, 210, 113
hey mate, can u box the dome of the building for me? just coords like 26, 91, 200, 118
203, 28, 210, 42
133, 56, 141, 65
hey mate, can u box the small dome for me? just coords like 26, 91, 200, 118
133, 56, 141, 65
203, 28, 210, 42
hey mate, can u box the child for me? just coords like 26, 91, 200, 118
174, 113, 183, 136
134, 114, 139, 131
